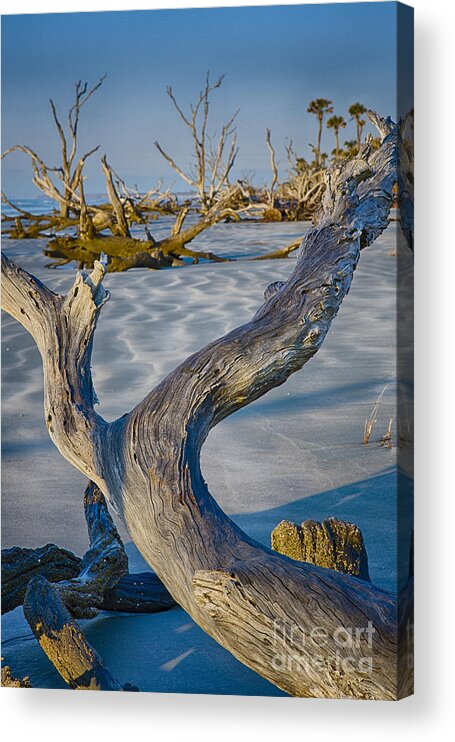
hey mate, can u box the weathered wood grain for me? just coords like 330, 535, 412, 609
1, 113, 412, 698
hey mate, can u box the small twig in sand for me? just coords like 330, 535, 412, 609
381, 416, 394, 448
363, 384, 388, 444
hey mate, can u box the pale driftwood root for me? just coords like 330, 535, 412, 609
1, 113, 413, 699
271, 517, 370, 582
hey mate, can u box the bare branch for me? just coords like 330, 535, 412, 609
158, 72, 239, 212
101, 155, 131, 238
153, 140, 195, 187
265, 128, 278, 207
68, 74, 106, 167
49, 98, 69, 168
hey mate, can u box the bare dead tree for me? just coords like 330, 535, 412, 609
265, 129, 279, 209
154, 72, 239, 214
43, 180, 249, 271
0, 113, 413, 698
2, 76, 106, 218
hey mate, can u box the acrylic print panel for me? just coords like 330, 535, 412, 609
1, 2, 414, 698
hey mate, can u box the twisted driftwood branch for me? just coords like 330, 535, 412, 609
1, 113, 412, 698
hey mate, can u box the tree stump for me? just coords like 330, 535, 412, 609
271, 517, 370, 582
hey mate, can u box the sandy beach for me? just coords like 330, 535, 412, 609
1, 217, 410, 694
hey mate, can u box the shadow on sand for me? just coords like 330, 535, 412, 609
2, 471, 412, 696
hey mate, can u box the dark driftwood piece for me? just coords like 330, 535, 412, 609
19, 481, 132, 689
1, 113, 412, 699
1, 550, 176, 617
1, 544, 82, 614
45, 481, 128, 619
2, 482, 173, 690
43, 222, 303, 272
42, 181, 246, 271
2, 490, 175, 690
23, 575, 132, 691
1, 483, 176, 619
271, 517, 370, 582
102, 572, 176, 613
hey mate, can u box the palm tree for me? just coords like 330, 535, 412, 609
326, 115, 346, 156
343, 140, 359, 159
348, 103, 367, 148
307, 98, 333, 166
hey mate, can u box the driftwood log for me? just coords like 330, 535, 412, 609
23, 575, 135, 691
1, 482, 175, 689
1, 112, 412, 699
2, 547, 175, 617
2, 544, 82, 615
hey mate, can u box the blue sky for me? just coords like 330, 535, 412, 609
1, 3, 410, 197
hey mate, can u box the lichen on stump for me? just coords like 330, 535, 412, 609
271, 517, 371, 582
